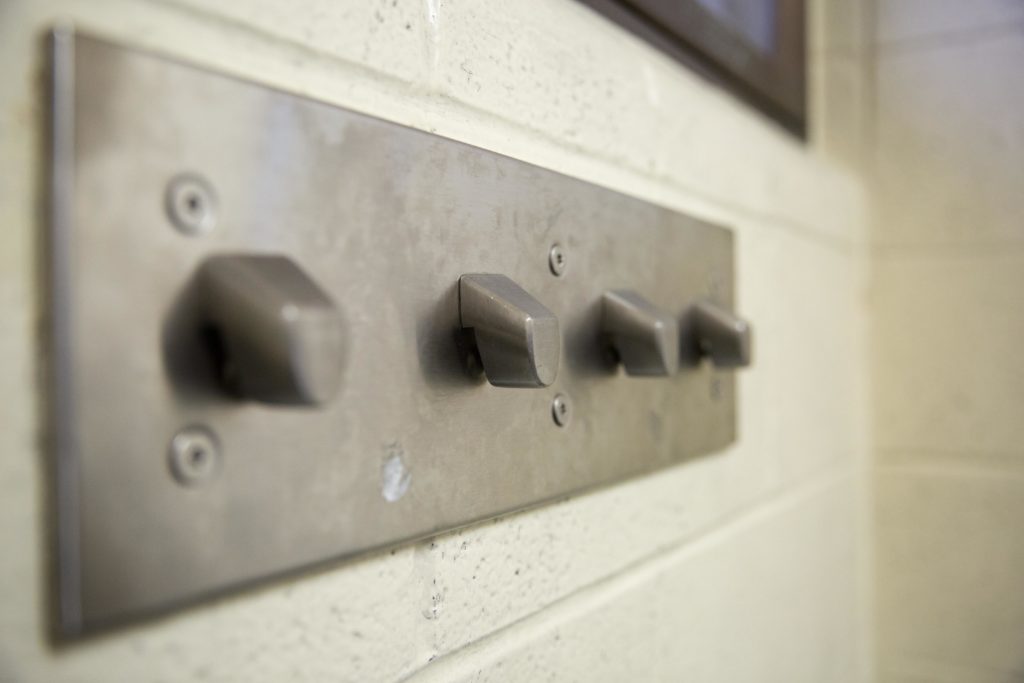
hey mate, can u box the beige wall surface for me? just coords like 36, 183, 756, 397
869, 0, 1024, 681
0, 1, 870, 681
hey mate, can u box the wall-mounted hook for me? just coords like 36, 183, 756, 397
601, 290, 679, 377
198, 254, 345, 406
684, 301, 752, 368
459, 274, 560, 388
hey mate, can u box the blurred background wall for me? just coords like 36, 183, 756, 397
867, 1, 1024, 681
4, 0, 1016, 681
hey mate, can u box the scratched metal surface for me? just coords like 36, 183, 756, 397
51, 31, 737, 632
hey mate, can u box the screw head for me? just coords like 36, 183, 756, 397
548, 243, 567, 277
551, 393, 572, 427
165, 173, 217, 236
168, 426, 221, 486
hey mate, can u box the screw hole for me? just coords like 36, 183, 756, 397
548, 244, 567, 276
168, 426, 221, 486
551, 394, 572, 426
166, 174, 217, 236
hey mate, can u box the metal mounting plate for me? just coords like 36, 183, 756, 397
50, 32, 738, 633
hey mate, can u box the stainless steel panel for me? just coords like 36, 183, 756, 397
50, 31, 743, 633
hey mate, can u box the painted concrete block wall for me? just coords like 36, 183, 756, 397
868, 0, 1024, 681
809, 0, 870, 170
0, 1, 870, 680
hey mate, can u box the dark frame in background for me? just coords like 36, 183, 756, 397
579, 0, 807, 137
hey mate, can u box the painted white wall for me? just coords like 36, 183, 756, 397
868, 1, 1024, 681
0, 1, 871, 680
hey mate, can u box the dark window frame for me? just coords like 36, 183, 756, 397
579, 0, 807, 137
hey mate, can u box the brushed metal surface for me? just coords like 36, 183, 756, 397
50, 31, 741, 633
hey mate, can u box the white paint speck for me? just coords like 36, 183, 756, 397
642, 62, 661, 107
425, 0, 440, 26
381, 444, 412, 502
424, 0, 442, 85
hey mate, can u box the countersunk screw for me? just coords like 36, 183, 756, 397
551, 393, 572, 427
166, 173, 217, 236
548, 243, 567, 277
168, 426, 221, 486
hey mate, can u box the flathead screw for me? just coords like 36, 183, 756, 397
551, 393, 572, 427
166, 173, 217, 236
168, 426, 221, 486
548, 243, 567, 277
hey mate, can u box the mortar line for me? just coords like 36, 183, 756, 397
876, 20, 1024, 57
142, 0, 863, 257
400, 466, 859, 681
